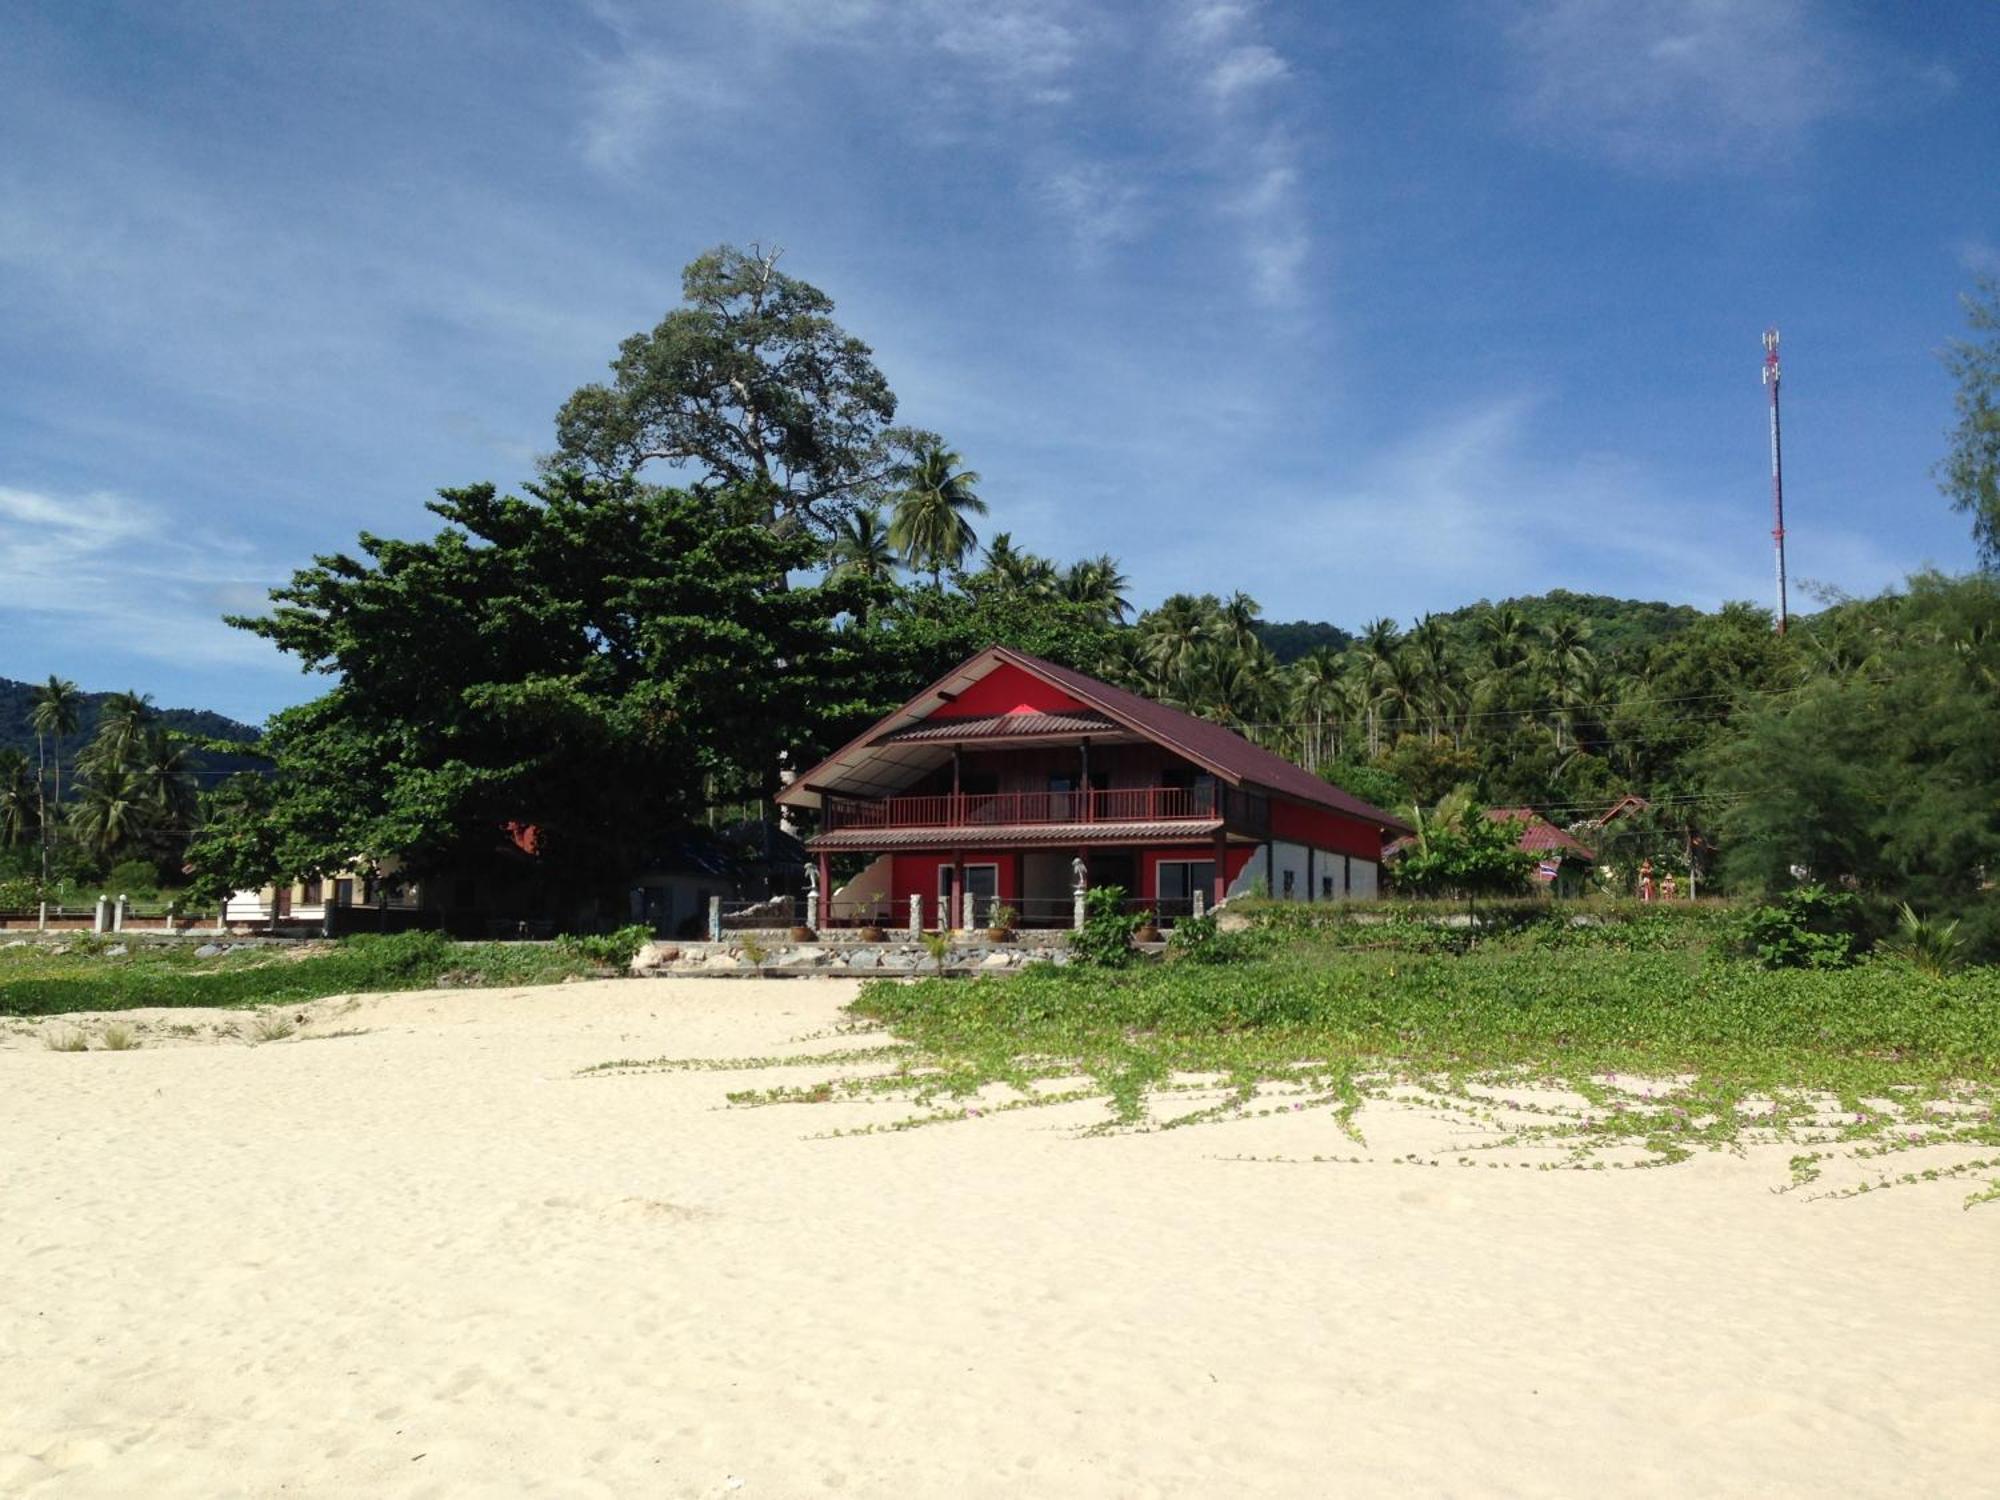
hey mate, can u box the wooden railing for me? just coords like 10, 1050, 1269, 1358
822, 784, 1270, 834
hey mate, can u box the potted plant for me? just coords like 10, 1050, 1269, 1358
1134, 910, 1163, 945
859, 922, 887, 943
986, 904, 1017, 942
790, 923, 818, 942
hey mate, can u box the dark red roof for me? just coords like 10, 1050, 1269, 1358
878, 709, 1120, 743
1485, 808, 1597, 860
993, 648, 1411, 833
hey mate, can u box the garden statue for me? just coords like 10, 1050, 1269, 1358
1071, 856, 1089, 893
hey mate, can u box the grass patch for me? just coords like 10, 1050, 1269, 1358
43, 1028, 89, 1052
658, 915, 2000, 1203
0, 932, 606, 1017
99, 1023, 138, 1051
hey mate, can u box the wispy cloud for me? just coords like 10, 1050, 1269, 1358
0, 486, 286, 670
1497, 0, 1858, 172
1172, 0, 1309, 305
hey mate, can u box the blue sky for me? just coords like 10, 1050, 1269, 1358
2, 1, 1995, 724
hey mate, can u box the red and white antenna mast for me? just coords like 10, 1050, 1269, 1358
1763, 327, 1788, 635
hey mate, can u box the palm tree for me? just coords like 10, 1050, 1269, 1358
1219, 591, 1263, 652
69, 766, 148, 861
1535, 618, 1595, 751
888, 443, 986, 587
81, 689, 155, 775
1354, 619, 1402, 757
28, 676, 83, 884
135, 731, 197, 832
1289, 648, 1347, 770
1136, 594, 1214, 694
827, 506, 897, 584
1059, 554, 1133, 624
981, 533, 1058, 596
0, 749, 39, 849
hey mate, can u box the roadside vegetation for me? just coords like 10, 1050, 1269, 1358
634, 903, 2000, 1205
0, 932, 623, 1017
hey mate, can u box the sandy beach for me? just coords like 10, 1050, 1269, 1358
3, 977, 1996, 1498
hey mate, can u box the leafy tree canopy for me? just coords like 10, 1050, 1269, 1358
549, 244, 930, 535
189, 476, 880, 907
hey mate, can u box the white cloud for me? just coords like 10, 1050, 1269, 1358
1039, 162, 1151, 256
1954, 238, 2000, 277
0, 486, 286, 669
1498, 0, 1857, 172
1205, 44, 1288, 102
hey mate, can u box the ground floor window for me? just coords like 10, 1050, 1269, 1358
1155, 860, 1216, 908
938, 864, 999, 926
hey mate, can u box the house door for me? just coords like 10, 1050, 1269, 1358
938, 864, 999, 928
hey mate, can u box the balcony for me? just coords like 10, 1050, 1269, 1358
818, 784, 1268, 837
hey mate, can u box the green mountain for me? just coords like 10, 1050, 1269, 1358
1252, 591, 1703, 663
0, 678, 264, 780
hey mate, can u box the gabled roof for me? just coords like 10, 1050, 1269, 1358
1485, 808, 1597, 860
779, 645, 1411, 834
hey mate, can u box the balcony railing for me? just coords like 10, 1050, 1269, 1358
821, 784, 1269, 834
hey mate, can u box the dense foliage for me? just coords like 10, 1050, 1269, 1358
0, 931, 608, 1017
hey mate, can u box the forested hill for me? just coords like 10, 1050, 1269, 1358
0, 678, 262, 772
1251, 591, 1701, 664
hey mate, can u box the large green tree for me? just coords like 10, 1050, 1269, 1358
550, 245, 928, 535
188, 476, 877, 912
1938, 276, 2000, 567
1704, 572, 2000, 944
888, 442, 986, 587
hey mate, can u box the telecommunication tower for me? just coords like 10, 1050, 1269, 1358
1763, 328, 1788, 635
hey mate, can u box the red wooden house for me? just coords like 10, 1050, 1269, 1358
777, 646, 1410, 929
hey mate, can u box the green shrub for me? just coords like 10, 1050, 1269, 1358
1731, 885, 1858, 970
1876, 903, 1967, 977
553, 924, 653, 967
1070, 886, 1142, 968
105, 859, 162, 896
1165, 912, 1261, 965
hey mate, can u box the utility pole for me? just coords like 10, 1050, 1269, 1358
1763, 328, 1788, 635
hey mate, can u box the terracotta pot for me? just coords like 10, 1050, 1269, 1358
790, 925, 818, 942
1135, 924, 1163, 945
860, 926, 887, 943
987, 927, 1014, 943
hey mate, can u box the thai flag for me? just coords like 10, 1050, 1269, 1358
1537, 859, 1561, 881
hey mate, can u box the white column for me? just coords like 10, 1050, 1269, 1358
37, 901, 47, 931
1192, 889, 1206, 919
961, 889, 975, 932
707, 895, 723, 943
1073, 892, 1086, 930
114, 895, 129, 933
908, 894, 923, 936
93, 896, 109, 934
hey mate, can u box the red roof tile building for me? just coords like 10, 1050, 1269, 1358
777, 646, 1410, 928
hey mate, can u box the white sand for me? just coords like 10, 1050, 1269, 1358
3, 979, 1997, 1498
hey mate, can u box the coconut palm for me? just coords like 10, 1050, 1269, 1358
1137, 594, 1214, 690
888, 443, 986, 588
1354, 619, 1402, 756
135, 731, 198, 831
1218, 591, 1263, 652
0, 749, 39, 849
81, 690, 156, 775
981, 533, 1058, 597
1289, 648, 1348, 770
827, 505, 897, 583
1059, 554, 1132, 624
69, 766, 148, 861
28, 676, 83, 879
1535, 618, 1595, 751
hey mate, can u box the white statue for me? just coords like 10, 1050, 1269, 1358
803, 862, 819, 920
1071, 856, 1089, 893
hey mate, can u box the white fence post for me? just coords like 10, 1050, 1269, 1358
908, 894, 922, 936
961, 889, 974, 932
37, 901, 47, 931
1192, 889, 1206, 919
215, 904, 228, 934
707, 895, 723, 943
114, 895, 129, 933
92, 896, 108, 935
1073, 892, 1086, 930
